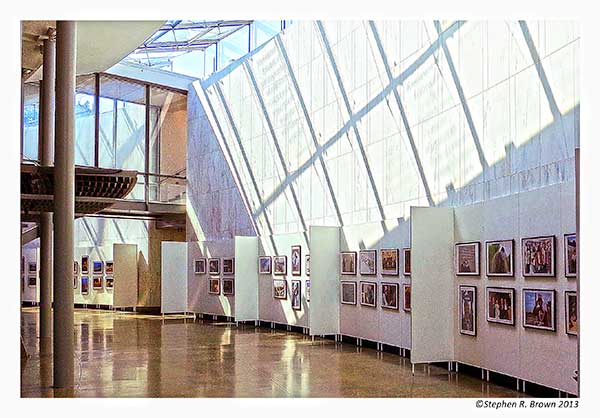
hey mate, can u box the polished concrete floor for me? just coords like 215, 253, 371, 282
21, 307, 525, 398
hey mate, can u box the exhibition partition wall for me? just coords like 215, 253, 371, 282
161, 242, 188, 314
234, 236, 259, 322
113, 244, 138, 308
22, 247, 40, 304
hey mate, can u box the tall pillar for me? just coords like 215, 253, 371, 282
53, 20, 76, 389
39, 28, 56, 339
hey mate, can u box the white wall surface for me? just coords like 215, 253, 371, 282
22, 247, 39, 303
234, 236, 259, 321
161, 242, 188, 314
113, 244, 138, 308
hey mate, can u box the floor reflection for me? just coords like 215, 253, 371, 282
21, 308, 525, 398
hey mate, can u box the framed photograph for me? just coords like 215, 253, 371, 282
105, 261, 114, 275
222, 257, 235, 275
381, 248, 399, 276
340, 251, 357, 275
340, 281, 357, 305
194, 258, 207, 274
455, 242, 480, 276
21, 275, 24, 293
93, 276, 103, 290
81, 256, 89, 274
459, 285, 477, 336
208, 278, 220, 295
273, 279, 287, 299
73, 261, 79, 275
360, 281, 377, 307
93, 261, 104, 275
105, 276, 114, 289
359, 250, 377, 275
291, 280, 301, 310
403, 248, 411, 276
565, 291, 578, 336
28, 261, 37, 274
81, 277, 89, 294
486, 287, 515, 325
27, 275, 36, 287
305, 255, 310, 276
73, 275, 78, 289
306, 280, 310, 302
381, 282, 399, 310
486, 240, 514, 277
222, 278, 234, 296
21, 256, 25, 274
403, 284, 411, 312
258, 256, 272, 274
273, 256, 287, 276
564, 234, 577, 278
291, 245, 302, 276
208, 258, 220, 275
522, 235, 555, 277
523, 289, 556, 331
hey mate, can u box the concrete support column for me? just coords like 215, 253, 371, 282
39, 29, 56, 339
53, 21, 76, 389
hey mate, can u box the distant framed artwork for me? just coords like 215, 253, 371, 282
93, 276, 103, 290
459, 285, 477, 336
403, 248, 411, 276
194, 258, 207, 275
291, 246, 302, 276
306, 280, 310, 302
222, 278, 234, 296
105, 261, 114, 275
340, 281, 357, 305
359, 250, 377, 275
340, 251, 357, 275
522, 236, 555, 277
273, 256, 287, 276
291, 280, 301, 310
222, 257, 235, 275
486, 240, 514, 277
360, 281, 377, 307
21, 256, 24, 274
305, 255, 310, 276
105, 276, 114, 289
21, 275, 24, 293
486, 287, 514, 325
565, 291, 578, 336
380, 248, 399, 276
208, 258, 220, 275
27, 275, 36, 287
81, 276, 89, 295
455, 242, 480, 276
523, 289, 555, 332
381, 282, 399, 310
564, 234, 577, 278
208, 278, 220, 295
73, 275, 78, 289
403, 284, 411, 312
93, 261, 104, 275
28, 261, 37, 274
258, 256, 272, 274
81, 256, 89, 274
73, 261, 79, 275
273, 279, 287, 299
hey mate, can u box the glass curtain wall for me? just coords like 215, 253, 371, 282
22, 82, 40, 161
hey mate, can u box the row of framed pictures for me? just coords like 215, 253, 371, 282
340, 281, 411, 311
73, 258, 114, 276
73, 275, 114, 294
207, 277, 235, 296
340, 248, 411, 276
259, 245, 309, 276
271, 279, 308, 310
455, 234, 577, 278
194, 257, 235, 275
458, 285, 578, 336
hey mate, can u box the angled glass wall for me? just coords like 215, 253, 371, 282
22, 82, 39, 161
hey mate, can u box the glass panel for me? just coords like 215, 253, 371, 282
75, 75, 95, 166
22, 82, 40, 161
125, 174, 146, 201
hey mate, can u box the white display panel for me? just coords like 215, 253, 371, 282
309, 226, 340, 336
411, 206, 455, 364
161, 242, 188, 314
22, 247, 40, 303
113, 243, 138, 308
234, 236, 259, 321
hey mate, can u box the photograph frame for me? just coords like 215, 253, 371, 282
92, 275, 103, 290
273, 279, 287, 299
27, 275, 36, 288
381, 282, 399, 310
380, 248, 399, 276
359, 250, 377, 275
521, 235, 556, 278
564, 233, 577, 278
105, 261, 114, 275
208, 258, 220, 275
73, 275, 78, 289
222, 278, 234, 296
273, 256, 287, 276
93, 260, 104, 275
305, 254, 310, 276
105, 276, 114, 290
73, 261, 79, 275
81, 255, 89, 274
340, 251, 357, 275
290, 280, 301, 310
522, 288, 556, 332
486, 287, 515, 326
360, 281, 377, 308
565, 291, 578, 336
306, 280, 310, 302
81, 276, 89, 295
258, 256, 272, 275
291, 245, 302, 276
402, 248, 411, 276
485, 239, 514, 277
194, 258, 207, 275
208, 278, 221, 295
340, 281, 357, 305
458, 285, 477, 336
28, 261, 37, 274
455, 242, 480, 276
222, 257, 235, 275
403, 284, 411, 312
